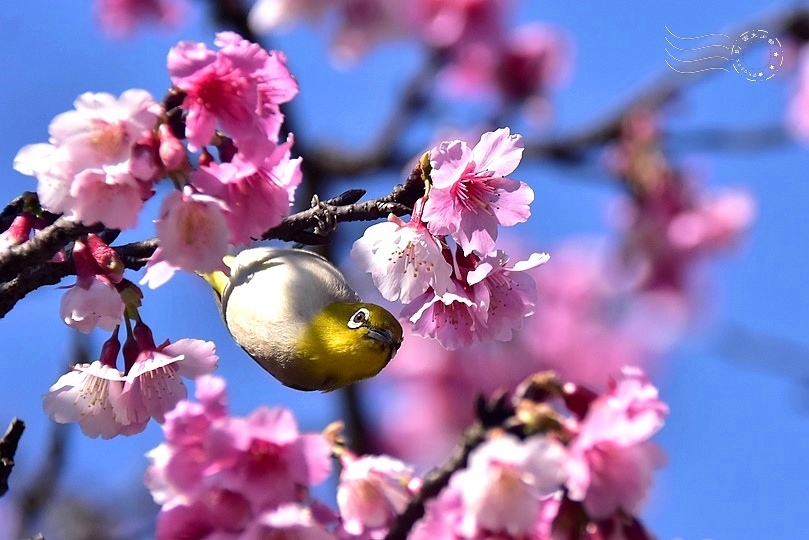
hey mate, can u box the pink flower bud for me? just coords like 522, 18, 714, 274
86, 233, 125, 283
158, 123, 187, 171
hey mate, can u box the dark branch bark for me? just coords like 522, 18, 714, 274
385, 423, 486, 540
0, 418, 25, 498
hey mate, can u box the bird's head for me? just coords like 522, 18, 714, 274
295, 301, 404, 391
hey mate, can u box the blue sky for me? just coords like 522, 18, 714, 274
0, 0, 807, 538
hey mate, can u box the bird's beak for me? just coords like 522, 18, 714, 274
367, 327, 400, 350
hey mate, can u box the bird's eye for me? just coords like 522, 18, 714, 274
347, 307, 370, 329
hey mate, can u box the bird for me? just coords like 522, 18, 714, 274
202, 247, 403, 391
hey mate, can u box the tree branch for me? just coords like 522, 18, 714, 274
384, 423, 486, 540
0, 418, 25, 498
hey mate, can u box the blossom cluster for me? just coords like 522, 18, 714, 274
247, 0, 570, 106
144, 368, 668, 539
13, 32, 301, 297
43, 321, 218, 439
9, 33, 303, 437
352, 128, 547, 350
607, 111, 755, 296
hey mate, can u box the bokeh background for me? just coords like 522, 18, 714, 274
0, 0, 807, 538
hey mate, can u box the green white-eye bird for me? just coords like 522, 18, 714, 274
203, 247, 403, 391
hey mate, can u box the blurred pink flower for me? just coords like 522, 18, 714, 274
95, 0, 186, 37
191, 135, 302, 245
331, 0, 407, 62
565, 367, 668, 519
787, 46, 809, 141
249, 0, 335, 32
146, 376, 333, 538
168, 32, 297, 162
409, 0, 508, 49
351, 202, 454, 303
496, 23, 571, 102
456, 434, 566, 536
423, 128, 532, 256
249, 504, 337, 539
337, 454, 415, 538
141, 186, 231, 289
411, 434, 566, 539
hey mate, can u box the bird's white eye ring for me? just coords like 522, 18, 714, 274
347, 307, 370, 329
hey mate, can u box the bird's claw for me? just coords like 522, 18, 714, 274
311, 194, 338, 238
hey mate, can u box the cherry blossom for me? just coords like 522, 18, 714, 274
168, 32, 297, 162
350, 201, 454, 303
94, 0, 186, 37
565, 367, 668, 518
145, 376, 333, 539
42, 335, 127, 439
464, 250, 548, 342
336, 453, 416, 538
411, 433, 567, 539
190, 135, 302, 244
12, 90, 161, 229
422, 128, 533, 256
115, 322, 218, 428
141, 186, 231, 289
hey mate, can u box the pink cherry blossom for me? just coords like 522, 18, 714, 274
210, 406, 333, 511
411, 434, 566, 539
336, 454, 415, 538
141, 186, 231, 289
43, 361, 126, 439
116, 324, 218, 426
455, 434, 567, 537
248, 504, 337, 540
146, 376, 333, 537
42, 336, 126, 439
60, 275, 124, 334
464, 250, 548, 342
168, 32, 297, 162
401, 286, 480, 350
95, 0, 186, 37
13, 143, 76, 215
351, 204, 454, 303
565, 367, 668, 519
422, 128, 533, 256
69, 166, 146, 229
12, 90, 160, 226
48, 90, 160, 169
248, 0, 334, 33
191, 136, 302, 244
